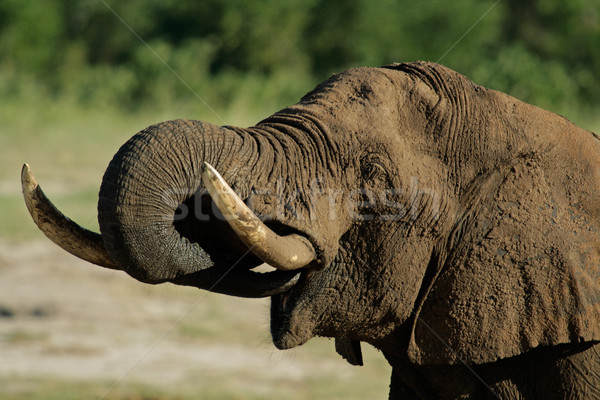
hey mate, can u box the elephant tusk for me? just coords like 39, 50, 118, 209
21, 163, 120, 270
201, 162, 316, 271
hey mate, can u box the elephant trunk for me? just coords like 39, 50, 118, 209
97, 119, 301, 297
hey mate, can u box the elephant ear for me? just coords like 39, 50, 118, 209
406, 163, 600, 365
407, 233, 600, 366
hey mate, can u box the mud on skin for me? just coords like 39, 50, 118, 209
22, 61, 600, 399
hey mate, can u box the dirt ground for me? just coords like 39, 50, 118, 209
0, 239, 390, 399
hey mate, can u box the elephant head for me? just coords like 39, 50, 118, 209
22, 61, 600, 398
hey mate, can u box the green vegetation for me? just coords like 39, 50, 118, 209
1, 0, 598, 116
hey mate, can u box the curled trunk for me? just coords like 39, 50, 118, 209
97, 119, 299, 297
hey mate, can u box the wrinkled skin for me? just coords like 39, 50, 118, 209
24, 62, 600, 399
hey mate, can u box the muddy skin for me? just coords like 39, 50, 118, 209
23, 61, 600, 399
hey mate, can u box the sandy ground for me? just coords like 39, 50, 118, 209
0, 239, 390, 398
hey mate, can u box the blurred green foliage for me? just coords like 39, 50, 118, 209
0, 0, 598, 118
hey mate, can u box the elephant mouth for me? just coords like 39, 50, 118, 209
173, 190, 264, 269
270, 270, 317, 349
271, 287, 301, 348
170, 189, 313, 297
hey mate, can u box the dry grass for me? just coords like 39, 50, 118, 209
0, 240, 391, 400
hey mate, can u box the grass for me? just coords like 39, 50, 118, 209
0, 366, 390, 400
0, 378, 176, 400
0, 329, 48, 344
0, 335, 392, 400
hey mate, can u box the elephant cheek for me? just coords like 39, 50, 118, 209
271, 257, 344, 349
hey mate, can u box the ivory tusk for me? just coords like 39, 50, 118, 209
21, 163, 120, 270
201, 162, 316, 271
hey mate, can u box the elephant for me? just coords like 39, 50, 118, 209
22, 61, 600, 399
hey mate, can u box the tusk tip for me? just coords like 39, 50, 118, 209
21, 163, 38, 193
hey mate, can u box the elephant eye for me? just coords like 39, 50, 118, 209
361, 153, 389, 182
364, 163, 386, 181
